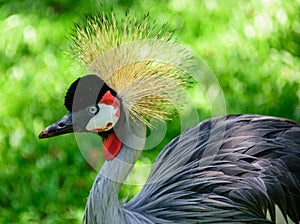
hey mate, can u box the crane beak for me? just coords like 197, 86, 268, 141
39, 113, 73, 139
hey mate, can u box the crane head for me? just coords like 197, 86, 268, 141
38, 12, 191, 160
39, 74, 122, 160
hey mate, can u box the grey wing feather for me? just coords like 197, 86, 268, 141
125, 114, 300, 223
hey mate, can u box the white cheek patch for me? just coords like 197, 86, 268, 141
86, 103, 120, 132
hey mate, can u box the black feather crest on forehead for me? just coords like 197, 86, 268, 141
64, 74, 116, 112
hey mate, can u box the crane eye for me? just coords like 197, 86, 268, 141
88, 105, 99, 115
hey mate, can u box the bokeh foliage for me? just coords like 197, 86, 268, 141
0, 0, 299, 223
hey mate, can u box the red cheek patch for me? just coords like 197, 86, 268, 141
99, 91, 120, 117
103, 133, 122, 160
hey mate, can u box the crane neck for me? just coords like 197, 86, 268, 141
84, 112, 146, 223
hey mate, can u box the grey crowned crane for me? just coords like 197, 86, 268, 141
39, 12, 300, 224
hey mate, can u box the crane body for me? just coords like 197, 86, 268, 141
83, 114, 300, 224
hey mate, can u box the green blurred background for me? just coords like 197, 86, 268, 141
0, 0, 299, 223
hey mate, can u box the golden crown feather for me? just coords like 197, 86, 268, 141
69, 11, 191, 126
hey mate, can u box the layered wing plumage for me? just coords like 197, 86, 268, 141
125, 114, 300, 223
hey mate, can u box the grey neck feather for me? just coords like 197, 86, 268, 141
84, 111, 146, 224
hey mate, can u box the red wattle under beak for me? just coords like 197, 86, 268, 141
103, 133, 122, 160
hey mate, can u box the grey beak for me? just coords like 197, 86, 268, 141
39, 113, 73, 139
